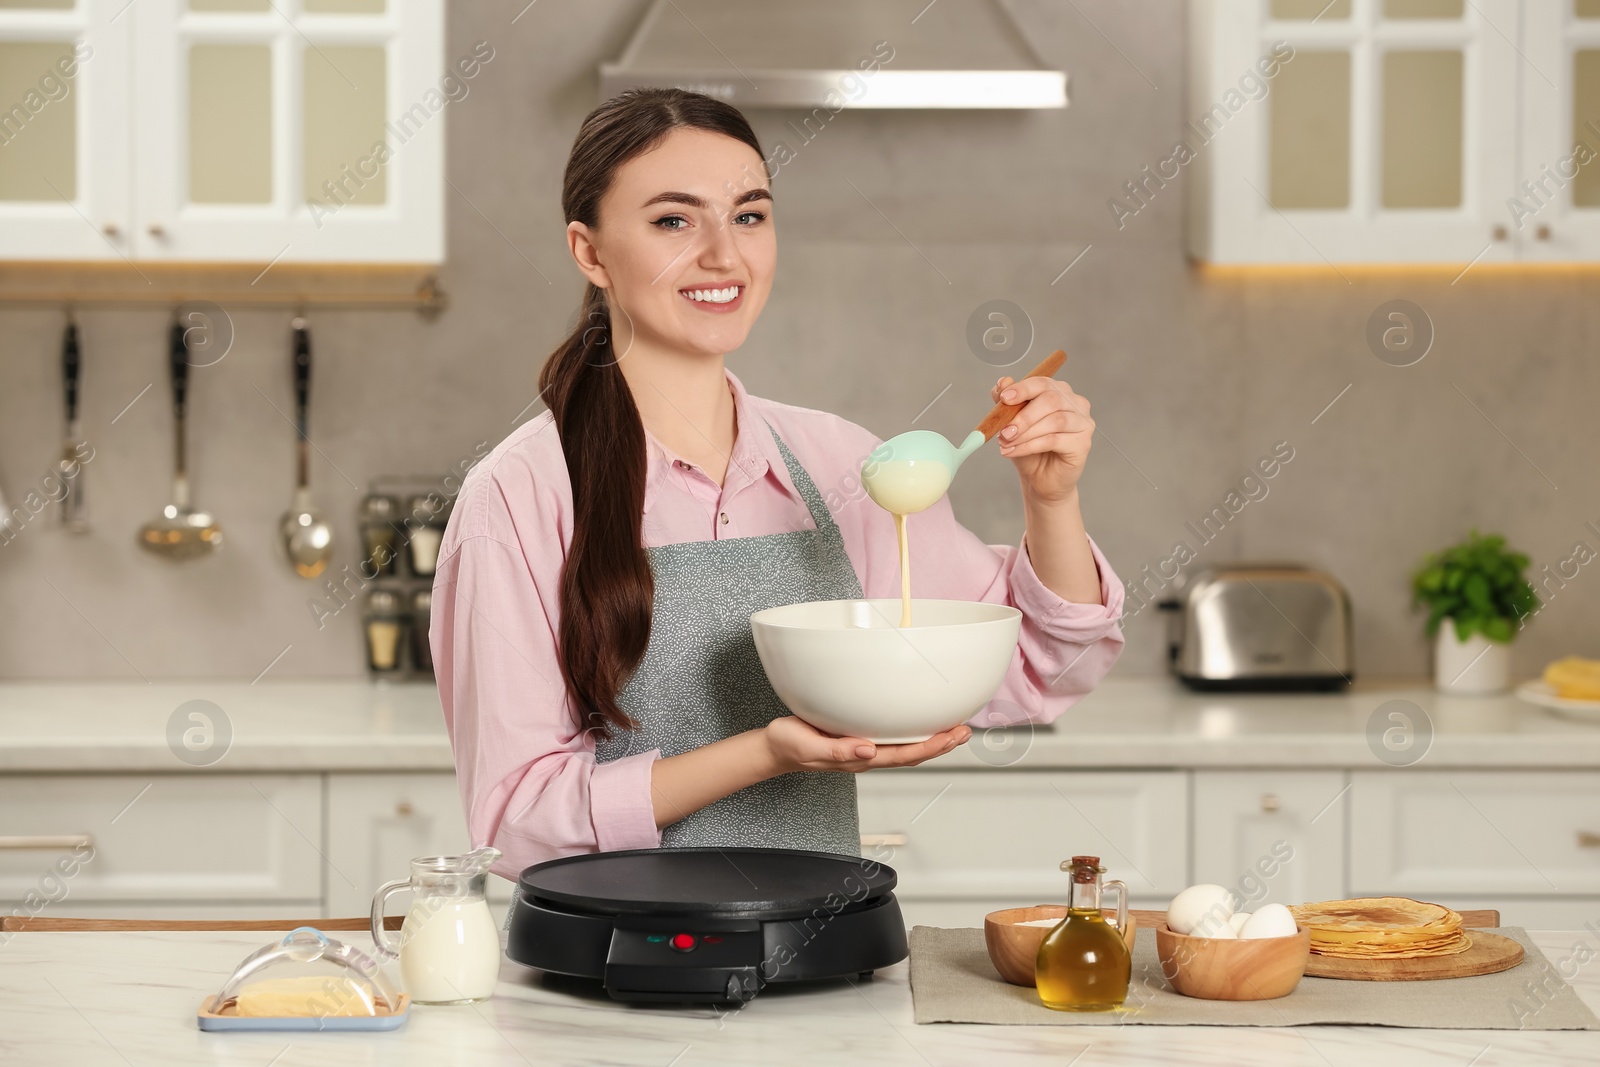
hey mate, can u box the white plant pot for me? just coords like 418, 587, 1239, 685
1434, 619, 1512, 695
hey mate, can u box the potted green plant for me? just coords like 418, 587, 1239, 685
1411, 531, 1538, 694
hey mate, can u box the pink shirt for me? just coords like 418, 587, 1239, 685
431, 368, 1125, 880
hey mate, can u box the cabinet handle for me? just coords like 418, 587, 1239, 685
395, 802, 414, 817
147, 223, 166, 238
1491, 224, 1508, 241
1536, 224, 1552, 241
860, 833, 908, 848
1261, 794, 1281, 814
0, 834, 93, 851
101, 222, 120, 238
1578, 831, 1600, 848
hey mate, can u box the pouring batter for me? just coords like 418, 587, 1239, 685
430, 89, 1125, 880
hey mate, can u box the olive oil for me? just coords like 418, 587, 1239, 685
1035, 907, 1131, 1011
1035, 855, 1131, 1012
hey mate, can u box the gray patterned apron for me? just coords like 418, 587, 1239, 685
593, 419, 864, 855
502, 421, 864, 929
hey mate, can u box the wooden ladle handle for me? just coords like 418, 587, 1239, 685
973, 350, 1067, 441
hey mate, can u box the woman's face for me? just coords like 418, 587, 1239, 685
569, 127, 775, 360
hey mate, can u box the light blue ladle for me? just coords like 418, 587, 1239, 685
861, 351, 1066, 514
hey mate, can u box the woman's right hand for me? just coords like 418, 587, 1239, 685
762, 715, 971, 775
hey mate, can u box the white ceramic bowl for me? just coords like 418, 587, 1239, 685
749, 599, 1022, 743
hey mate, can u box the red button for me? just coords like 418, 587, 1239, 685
670, 933, 695, 951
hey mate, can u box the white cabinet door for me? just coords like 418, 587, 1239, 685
856, 770, 1188, 903
0, 775, 322, 904
0, 0, 131, 259
1193, 770, 1346, 908
128, 0, 443, 262
1191, 0, 1520, 263
325, 772, 510, 919
1518, 2, 1600, 259
1350, 770, 1600, 895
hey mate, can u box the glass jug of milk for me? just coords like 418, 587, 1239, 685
370, 846, 502, 1005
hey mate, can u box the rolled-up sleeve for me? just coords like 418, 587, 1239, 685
431, 466, 661, 881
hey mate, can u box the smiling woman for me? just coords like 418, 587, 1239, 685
429, 89, 1126, 883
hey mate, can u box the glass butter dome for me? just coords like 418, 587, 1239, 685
200, 927, 408, 1031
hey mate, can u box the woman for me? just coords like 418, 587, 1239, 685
431, 89, 1125, 880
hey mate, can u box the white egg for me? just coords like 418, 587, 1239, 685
1238, 902, 1298, 940
1166, 884, 1236, 936
1228, 911, 1252, 934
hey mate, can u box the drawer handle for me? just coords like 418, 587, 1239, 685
1261, 794, 1281, 814
0, 834, 94, 851
1579, 831, 1600, 848
860, 833, 909, 849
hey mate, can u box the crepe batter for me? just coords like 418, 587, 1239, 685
861, 458, 955, 627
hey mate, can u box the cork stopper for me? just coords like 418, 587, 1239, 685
1062, 855, 1103, 883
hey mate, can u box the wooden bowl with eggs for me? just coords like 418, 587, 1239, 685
984, 905, 1138, 987
1154, 923, 1311, 1001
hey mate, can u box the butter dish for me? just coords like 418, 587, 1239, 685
197, 926, 410, 1032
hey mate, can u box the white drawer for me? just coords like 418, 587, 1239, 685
1193, 770, 1346, 908
856, 770, 1187, 901
1351, 770, 1600, 896
0, 775, 323, 903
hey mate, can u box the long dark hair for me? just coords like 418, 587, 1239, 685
540, 88, 764, 740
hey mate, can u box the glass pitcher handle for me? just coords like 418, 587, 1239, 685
370, 878, 409, 961
1102, 878, 1129, 932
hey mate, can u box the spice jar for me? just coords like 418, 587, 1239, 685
410, 589, 432, 673
405, 495, 449, 577
359, 494, 401, 577
363, 589, 406, 673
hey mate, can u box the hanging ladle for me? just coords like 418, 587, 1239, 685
138, 318, 223, 560
278, 318, 334, 578
861, 349, 1067, 515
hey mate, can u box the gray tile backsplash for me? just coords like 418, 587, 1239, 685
0, 1, 1593, 682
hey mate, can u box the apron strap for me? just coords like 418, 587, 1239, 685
761, 418, 842, 535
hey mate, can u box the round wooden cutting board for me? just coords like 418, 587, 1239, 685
1305, 932, 1525, 981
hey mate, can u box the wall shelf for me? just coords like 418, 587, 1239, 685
0, 263, 448, 319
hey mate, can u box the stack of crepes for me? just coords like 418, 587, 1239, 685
1544, 656, 1600, 700
1287, 897, 1472, 960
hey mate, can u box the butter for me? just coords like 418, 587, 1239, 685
234, 975, 378, 1017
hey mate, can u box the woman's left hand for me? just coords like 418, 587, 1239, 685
990, 373, 1095, 503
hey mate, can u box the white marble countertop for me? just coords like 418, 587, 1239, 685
1, 676, 1598, 773
3, 928, 1598, 1066
0, 680, 451, 772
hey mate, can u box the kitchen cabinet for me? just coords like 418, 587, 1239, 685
1350, 769, 1600, 896
0, 0, 443, 263
856, 769, 1187, 928
0, 774, 323, 905
1188, 0, 1600, 263
1520, 2, 1600, 259
325, 772, 512, 921
1192, 770, 1346, 908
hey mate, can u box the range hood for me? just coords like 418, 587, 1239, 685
600, 0, 1067, 110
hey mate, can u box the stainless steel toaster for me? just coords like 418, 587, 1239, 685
1159, 564, 1353, 690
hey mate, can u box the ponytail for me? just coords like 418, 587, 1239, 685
541, 88, 764, 739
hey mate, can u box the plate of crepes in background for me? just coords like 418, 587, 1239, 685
1288, 898, 1523, 981
1517, 656, 1600, 718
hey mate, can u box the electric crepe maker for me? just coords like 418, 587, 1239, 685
504, 847, 909, 1004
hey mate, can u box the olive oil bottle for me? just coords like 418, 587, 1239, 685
1035, 855, 1131, 1012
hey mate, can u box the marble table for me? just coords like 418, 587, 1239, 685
4, 928, 1599, 1066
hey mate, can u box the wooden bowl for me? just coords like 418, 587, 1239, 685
1153, 921, 1310, 1001
983, 906, 1138, 987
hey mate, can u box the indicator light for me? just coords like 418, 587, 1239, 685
670, 933, 695, 951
